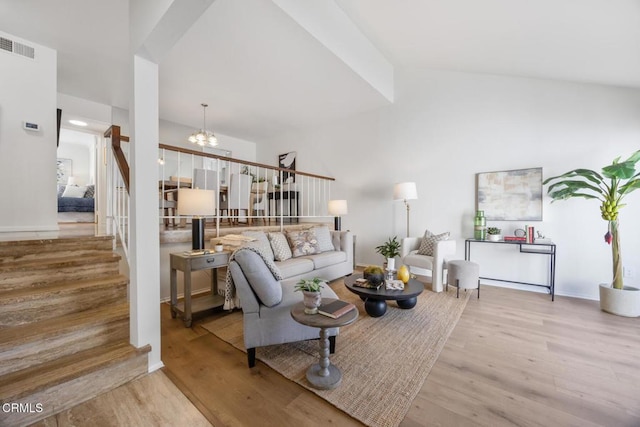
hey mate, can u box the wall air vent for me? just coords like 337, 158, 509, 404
14, 42, 35, 59
0, 36, 35, 59
0, 37, 12, 53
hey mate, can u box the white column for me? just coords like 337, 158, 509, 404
129, 54, 162, 371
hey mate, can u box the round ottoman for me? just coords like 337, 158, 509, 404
447, 260, 480, 299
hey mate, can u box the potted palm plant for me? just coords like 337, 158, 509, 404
544, 150, 640, 317
375, 236, 401, 270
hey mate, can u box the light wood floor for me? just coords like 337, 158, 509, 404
162, 283, 640, 427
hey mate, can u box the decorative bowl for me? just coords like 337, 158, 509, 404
363, 272, 385, 285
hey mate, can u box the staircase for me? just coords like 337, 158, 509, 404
0, 236, 150, 426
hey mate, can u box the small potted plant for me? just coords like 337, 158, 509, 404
295, 277, 325, 314
486, 227, 502, 242
375, 236, 401, 270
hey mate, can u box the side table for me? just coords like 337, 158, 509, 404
290, 298, 358, 390
170, 250, 230, 327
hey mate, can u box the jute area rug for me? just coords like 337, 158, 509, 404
201, 280, 470, 427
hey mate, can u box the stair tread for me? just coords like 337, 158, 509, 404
0, 274, 128, 302
0, 235, 113, 249
0, 340, 150, 400
0, 303, 129, 351
0, 252, 121, 272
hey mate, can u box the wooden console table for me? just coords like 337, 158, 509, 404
170, 250, 229, 327
464, 239, 556, 301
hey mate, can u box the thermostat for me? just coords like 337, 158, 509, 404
23, 122, 40, 131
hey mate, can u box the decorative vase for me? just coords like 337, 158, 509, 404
302, 290, 322, 314
474, 210, 486, 240
387, 258, 396, 271
599, 283, 640, 317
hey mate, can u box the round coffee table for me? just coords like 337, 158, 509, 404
290, 298, 358, 390
344, 273, 423, 317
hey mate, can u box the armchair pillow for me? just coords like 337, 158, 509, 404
417, 229, 450, 256
234, 249, 282, 307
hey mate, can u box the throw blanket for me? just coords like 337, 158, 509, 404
223, 246, 283, 310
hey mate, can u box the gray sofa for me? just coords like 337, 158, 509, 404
214, 228, 354, 283
229, 248, 340, 367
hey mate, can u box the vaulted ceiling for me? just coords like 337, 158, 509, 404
1, 0, 639, 141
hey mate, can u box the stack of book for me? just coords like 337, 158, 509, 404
504, 236, 526, 242
318, 300, 356, 319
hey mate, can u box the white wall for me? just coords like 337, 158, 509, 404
259, 69, 640, 300
0, 31, 58, 232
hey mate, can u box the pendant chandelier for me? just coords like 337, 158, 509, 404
188, 103, 218, 147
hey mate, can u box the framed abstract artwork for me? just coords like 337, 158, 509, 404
278, 151, 296, 183
476, 167, 543, 220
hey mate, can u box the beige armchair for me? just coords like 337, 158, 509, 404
401, 237, 456, 292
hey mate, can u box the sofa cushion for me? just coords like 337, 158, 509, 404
268, 232, 292, 261
242, 231, 275, 262
303, 251, 347, 270
234, 249, 282, 307
417, 230, 450, 256
313, 225, 335, 252
286, 229, 321, 257
276, 257, 315, 279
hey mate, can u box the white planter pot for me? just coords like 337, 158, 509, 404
599, 284, 640, 317
387, 258, 396, 271
487, 234, 501, 242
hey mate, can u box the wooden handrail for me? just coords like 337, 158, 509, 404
158, 143, 335, 181
104, 125, 130, 193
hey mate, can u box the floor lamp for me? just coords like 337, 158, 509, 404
178, 188, 216, 250
393, 182, 418, 238
328, 199, 348, 231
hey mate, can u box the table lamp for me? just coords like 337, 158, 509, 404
178, 188, 215, 250
393, 182, 418, 237
328, 199, 348, 231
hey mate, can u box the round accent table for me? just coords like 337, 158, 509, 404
344, 273, 424, 317
290, 298, 358, 390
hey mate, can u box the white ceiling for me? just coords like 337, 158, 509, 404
1, 0, 639, 142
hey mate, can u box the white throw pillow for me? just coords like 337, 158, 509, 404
61, 185, 87, 198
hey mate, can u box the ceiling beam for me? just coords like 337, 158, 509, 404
134, 0, 217, 63
272, 0, 394, 103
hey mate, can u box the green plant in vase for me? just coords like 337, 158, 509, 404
375, 236, 401, 270
544, 150, 640, 316
295, 278, 325, 314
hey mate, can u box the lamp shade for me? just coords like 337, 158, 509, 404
328, 199, 348, 216
393, 182, 418, 201
177, 188, 215, 216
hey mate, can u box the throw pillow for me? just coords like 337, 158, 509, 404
84, 184, 95, 198
417, 229, 450, 256
57, 184, 66, 197
241, 231, 275, 261
286, 229, 321, 258
313, 225, 334, 252
61, 185, 87, 198
268, 232, 292, 261
234, 249, 282, 307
